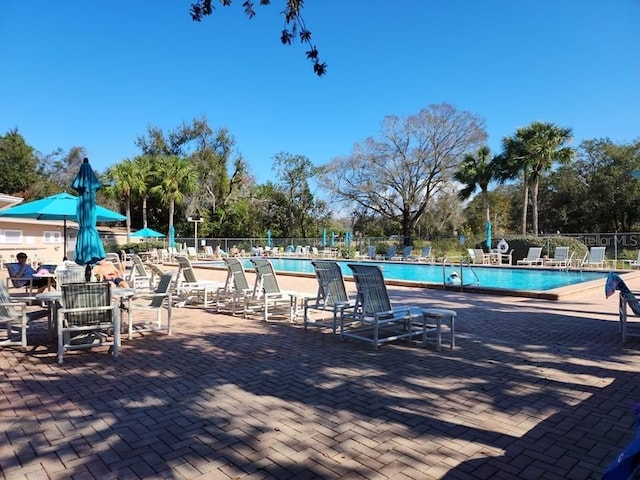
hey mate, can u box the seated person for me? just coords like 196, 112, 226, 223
229, 245, 240, 257
7, 252, 51, 293
92, 259, 130, 288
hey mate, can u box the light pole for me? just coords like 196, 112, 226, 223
187, 217, 203, 254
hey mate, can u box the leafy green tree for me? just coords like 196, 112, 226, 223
273, 152, 318, 239
44, 147, 89, 192
501, 122, 574, 235
537, 138, 640, 233
0, 129, 42, 197
135, 117, 250, 237
150, 156, 198, 236
190, 0, 326, 76
322, 103, 487, 245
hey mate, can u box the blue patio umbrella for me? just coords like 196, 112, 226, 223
266, 229, 272, 247
168, 225, 176, 248
345, 231, 352, 250
130, 227, 166, 238
72, 158, 106, 266
322, 228, 327, 247
330, 231, 336, 247
485, 220, 492, 249
0, 191, 125, 260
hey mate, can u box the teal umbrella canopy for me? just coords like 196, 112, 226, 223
72, 158, 106, 266
0, 191, 125, 259
131, 227, 165, 238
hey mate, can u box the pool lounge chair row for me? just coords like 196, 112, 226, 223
213, 257, 454, 351
365, 245, 434, 263
304, 261, 455, 351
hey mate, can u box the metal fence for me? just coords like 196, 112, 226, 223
107, 231, 640, 262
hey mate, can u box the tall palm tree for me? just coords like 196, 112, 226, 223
453, 146, 497, 246
501, 122, 574, 235
104, 159, 137, 243
131, 155, 154, 229
150, 155, 198, 236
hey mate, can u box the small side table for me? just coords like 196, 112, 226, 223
421, 308, 456, 351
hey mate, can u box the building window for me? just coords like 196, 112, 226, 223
44, 231, 61, 244
0, 229, 23, 244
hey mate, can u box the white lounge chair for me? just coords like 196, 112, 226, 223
304, 260, 355, 334
175, 255, 223, 307
341, 264, 442, 350
517, 247, 543, 266
468, 248, 489, 265
581, 246, 606, 268
625, 251, 640, 269
415, 246, 434, 263
544, 246, 573, 268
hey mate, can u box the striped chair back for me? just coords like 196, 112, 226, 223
61, 282, 112, 326
347, 264, 393, 319
311, 261, 349, 308
223, 257, 251, 292
0, 278, 17, 319
57, 265, 87, 286
250, 258, 282, 297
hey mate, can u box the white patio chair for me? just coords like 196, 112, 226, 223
0, 278, 48, 351
122, 272, 175, 340
56, 282, 120, 364
516, 247, 543, 266
304, 260, 355, 334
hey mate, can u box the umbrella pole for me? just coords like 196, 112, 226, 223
63, 218, 68, 261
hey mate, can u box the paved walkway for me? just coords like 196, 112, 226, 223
2, 266, 640, 480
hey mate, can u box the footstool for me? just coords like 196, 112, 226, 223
421, 308, 456, 351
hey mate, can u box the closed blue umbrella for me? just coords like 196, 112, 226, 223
485, 220, 492, 249
345, 231, 352, 250
322, 228, 327, 247
330, 231, 335, 247
168, 225, 176, 248
72, 158, 105, 266
266, 229, 272, 247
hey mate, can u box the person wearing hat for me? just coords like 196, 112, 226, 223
446, 271, 462, 285
8, 252, 50, 293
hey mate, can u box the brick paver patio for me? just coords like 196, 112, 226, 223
2, 266, 640, 479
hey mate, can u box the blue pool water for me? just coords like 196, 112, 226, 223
231, 258, 609, 292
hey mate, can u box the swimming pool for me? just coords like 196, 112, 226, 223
221, 257, 610, 299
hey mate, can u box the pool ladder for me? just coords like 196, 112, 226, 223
442, 257, 481, 289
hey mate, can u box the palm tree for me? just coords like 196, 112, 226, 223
501, 122, 574, 235
150, 155, 198, 236
453, 146, 497, 247
104, 160, 137, 243
131, 155, 154, 229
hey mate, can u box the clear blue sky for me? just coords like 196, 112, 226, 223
1, 1, 638, 184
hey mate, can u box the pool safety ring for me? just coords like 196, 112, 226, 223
497, 239, 509, 253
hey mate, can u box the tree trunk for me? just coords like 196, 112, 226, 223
142, 196, 148, 229
531, 178, 539, 236
521, 186, 529, 234
125, 196, 131, 244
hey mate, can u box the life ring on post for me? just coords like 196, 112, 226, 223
497, 239, 509, 253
